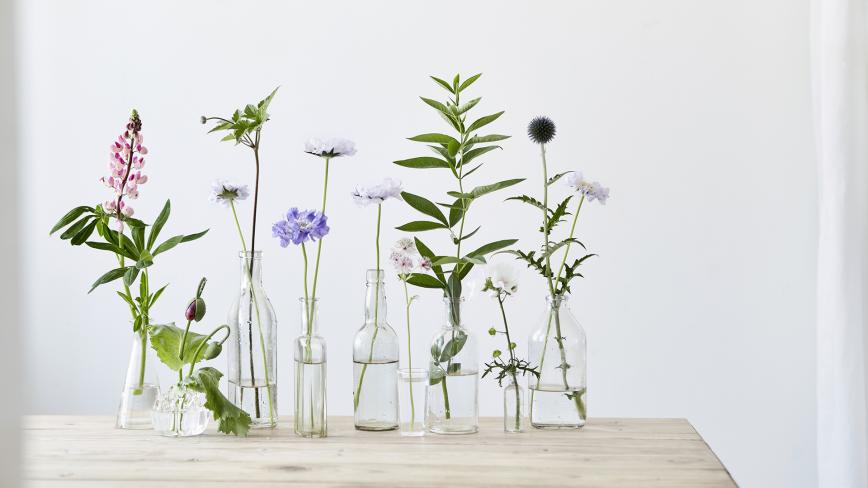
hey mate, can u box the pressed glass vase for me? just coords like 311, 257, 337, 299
425, 297, 479, 435
503, 376, 526, 433
151, 384, 209, 437
352, 270, 399, 431
295, 298, 327, 438
528, 295, 587, 429
227, 251, 278, 429
116, 329, 160, 429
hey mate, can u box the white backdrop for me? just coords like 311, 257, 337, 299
18, 1, 816, 487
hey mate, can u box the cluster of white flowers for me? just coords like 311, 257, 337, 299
390, 237, 432, 275
565, 172, 610, 204
484, 261, 520, 297
209, 180, 250, 207
304, 137, 357, 157
351, 178, 403, 206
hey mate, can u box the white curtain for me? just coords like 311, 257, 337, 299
814, 0, 868, 486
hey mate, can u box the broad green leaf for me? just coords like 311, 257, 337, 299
131, 224, 145, 251
458, 73, 482, 92
405, 273, 445, 289
429, 364, 445, 385
88, 267, 127, 293
467, 239, 519, 258
135, 249, 154, 269
396, 221, 446, 232
457, 97, 481, 114
461, 145, 502, 167
186, 367, 252, 436
124, 266, 140, 287
147, 200, 171, 250
85, 241, 136, 260
430, 76, 454, 93
439, 330, 468, 362
401, 192, 448, 225
408, 133, 458, 145
124, 217, 147, 229
50, 206, 93, 235
467, 178, 524, 199
468, 134, 510, 144
394, 157, 451, 169
414, 238, 445, 283
152, 235, 183, 256
60, 217, 93, 240
466, 111, 504, 133
420, 97, 450, 115
70, 220, 97, 246
148, 323, 223, 371
181, 229, 209, 243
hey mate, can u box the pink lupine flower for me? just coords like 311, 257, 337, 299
102, 110, 148, 222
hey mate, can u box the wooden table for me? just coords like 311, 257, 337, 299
23, 416, 736, 487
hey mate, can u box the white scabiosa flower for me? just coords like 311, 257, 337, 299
565, 172, 610, 204
209, 180, 250, 207
304, 137, 357, 158
351, 178, 403, 206
485, 261, 519, 296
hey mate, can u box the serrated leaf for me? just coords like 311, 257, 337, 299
541, 238, 585, 260
544, 196, 573, 235
547, 171, 572, 186
50, 206, 93, 235
187, 367, 252, 436
506, 195, 550, 214
467, 111, 504, 133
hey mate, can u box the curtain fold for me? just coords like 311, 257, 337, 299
813, 0, 868, 486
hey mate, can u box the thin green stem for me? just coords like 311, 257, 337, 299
178, 319, 193, 384
497, 296, 521, 431
402, 278, 416, 428
541, 144, 555, 297
354, 205, 383, 411
554, 195, 585, 290
310, 157, 330, 313
186, 325, 231, 378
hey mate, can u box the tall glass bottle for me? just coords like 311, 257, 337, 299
528, 295, 587, 429
116, 328, 161, 429
295, 297, 327, 437
352, 269, 399, 431
426, 297, 478, 434
227, 251, 278, 429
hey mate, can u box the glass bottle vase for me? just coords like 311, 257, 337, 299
503, 376, 526, 433
528, 295, 587, 429
295, 297, 327, 438
116, 328, 161, 429
227, 251, 278, 429
352, 270, 399, 431
425, 297, 478, 434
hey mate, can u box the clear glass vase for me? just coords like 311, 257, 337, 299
151, 384, 209, 437
528, 295, 587, 429
426, 297, 479, 435
398, 368, 427, 436
227, 251, 278, 429
352, 270, 399, 431
116, 329, 160, 429
295, 297, 327, 438
503, 376, 526, 433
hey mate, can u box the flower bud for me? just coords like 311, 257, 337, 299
200, 115, 207, 125
185, 297, 206, 322
488, 327, 497, 336
493, 349, 502, 358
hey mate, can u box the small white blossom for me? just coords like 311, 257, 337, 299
485, 262, 519, 296
352, 178, 403, 206
394, 237, 417, 255
390, 250, 415, 274
418, 256, 433, 272
209, 180, 250, 207
304, 137, 357, 157
565, 172, 610, 204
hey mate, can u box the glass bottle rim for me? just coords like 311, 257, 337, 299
441, 295, 466, 304
238, 250, 263, 259
298, 297, 320, 304
365, 269, 385, 283
397, 367, 428, 379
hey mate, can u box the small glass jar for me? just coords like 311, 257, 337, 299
295, 298, 327, 438
503, 376, 526, 433
397, 368, 427, 436
152, 384, 209, 437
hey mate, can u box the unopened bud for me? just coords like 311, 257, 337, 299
185, 297, 206, 322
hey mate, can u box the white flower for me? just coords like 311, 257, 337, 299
394, 237, 417, 255
485, 261, 519, 296
209, 180, 250, 207
352, 178, 403, 206
418, 256, 433, 272
390, 250, 415, 274
565, 172, 610, 204
304, 137, 357, 157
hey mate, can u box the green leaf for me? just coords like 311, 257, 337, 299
396, 221, 446, 232
405, 273, 445, 289
420, 97, 450, 115
181, 229, 209, 243
401, 192, 448, 225
455, 226, 481, 243
150, 284, 168, 307
147, 200, 171, 250
433, 256, 486, 266
88, 267, 128, 293
408, 133, 458, 145
467, 239, 519, 258
461, 145, 502, 167
429, 364, 445, 385
148, 324, 224, 371
439, 330, 468, 362
506, 195, 549, 213
186, 367, 252, 436
547, 171, 572, 186
430, 76, 454, 94
458, 73, 482, 92
541, 238, 585, 260
457, 97, 481, 114
85, 241, 135, 260
414, 238, 445, 283
467, 178, 524, 199
135, 249, 154, 269
468, 134, 510, 144
60, 217, 93, 240
544, 196, 573, 235
394, 157, 451, 169
131, 224, 145, 251
124, 266, 140, 287
116, 291, 136, 310
50, 206, 93, 235
70, 220, 97, 246
467, 111, 504, 133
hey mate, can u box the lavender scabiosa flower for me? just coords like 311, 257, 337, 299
272, 208, 330, 247
304, 137, 357, 158
209, 180, 250, 207
565, 172, 610, 204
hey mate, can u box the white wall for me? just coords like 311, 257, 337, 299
19, 1, 816, 487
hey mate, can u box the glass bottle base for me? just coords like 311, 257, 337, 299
427, 422, 479, 435
354, 421, 399, 431
116, 383, 159, 430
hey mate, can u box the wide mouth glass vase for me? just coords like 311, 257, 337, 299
151, 384, 209, 437
116, 328, 160, 429
528, 295, 587, 429
227, 251, 278, 429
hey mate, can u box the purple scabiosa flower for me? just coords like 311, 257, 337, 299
304, 137, 357, 158
272, 208, 330, 247
565, 172, 610, 204
352, 178, 403, 206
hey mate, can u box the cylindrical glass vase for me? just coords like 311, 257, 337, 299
528, 295, 587, 429
295, 298, 327, 438
398, 368, 427, 436
503, 376, 526, 433
352, 270, 399, 431
227, 251, 278, 429
425, 297, 479, 435
116, 329, 160, 429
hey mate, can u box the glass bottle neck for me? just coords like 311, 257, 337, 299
364, 279, 388, 325
239, 252, 263, 287
299, 299, 319, 336
546, 295, 568, 311
442, 297, 464, 330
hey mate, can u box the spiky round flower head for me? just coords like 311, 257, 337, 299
527, 116, 556, 144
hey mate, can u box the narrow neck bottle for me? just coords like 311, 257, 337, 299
364, 269, 387, 325
443, 296, 464, 330
238, 251, 263, 288
300, 298, 320, 336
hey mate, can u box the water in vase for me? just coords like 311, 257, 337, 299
353, 360, 398, 430
426, 371, 479, 434
228, 378, 277, 428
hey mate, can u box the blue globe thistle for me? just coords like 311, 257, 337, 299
527, 116, 556, 144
